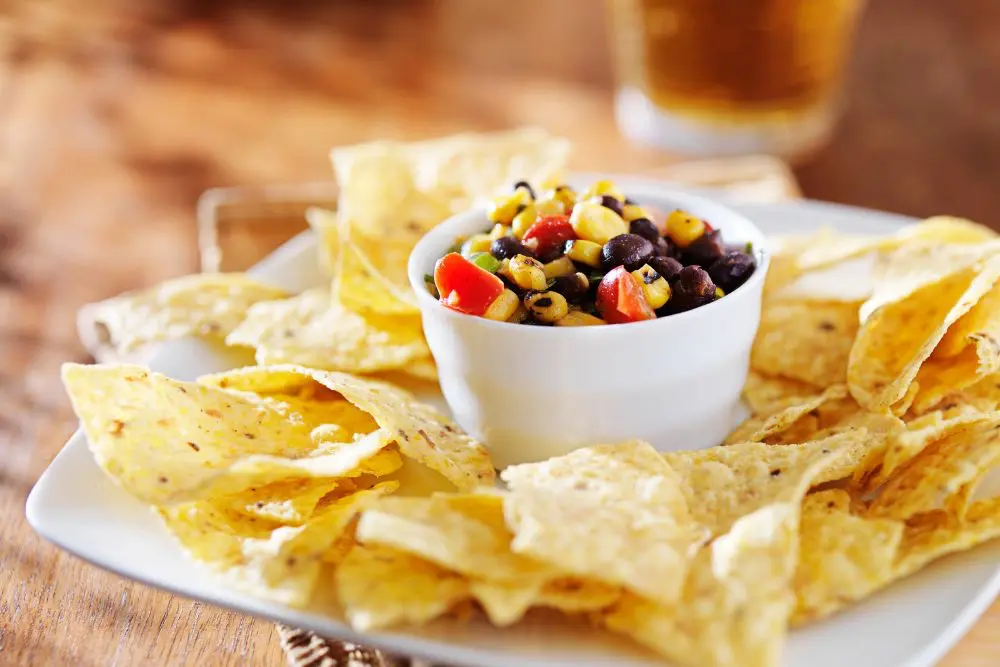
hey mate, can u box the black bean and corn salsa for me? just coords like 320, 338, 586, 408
428, 180, 756, 325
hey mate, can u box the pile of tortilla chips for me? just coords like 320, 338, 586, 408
63, 130, 1000, 667
77, 128, 571, 377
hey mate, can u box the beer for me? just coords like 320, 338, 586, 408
608, 0, 865, 157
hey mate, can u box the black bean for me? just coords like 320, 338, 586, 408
512, 180, 536, 199
551, 273, 589, 303
599, 195, 624, 217
491, 236, 529, 260
628, 218, 660, 243
624, 197, 636, 205
708, 250, 756, 293
648, 256, 683, 282
601, 234, 655, 272
680, 229, 725, 267
663, 265, 716, 314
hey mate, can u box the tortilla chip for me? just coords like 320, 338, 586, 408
200, 365, 495, 490
163, 484, 392, 606
62, 363, 393, 505
868, 413, 1000, 520
725, 385, 848, 445
468, 580, 544, 626
862, 406, 985, 490
913, 281, 1000, 412
848, 248, 1000, 413
742, 371, 824, 415
356, 494, 550, 582
665, 432, 870, 537
226, 288, 430, 373
536, 578, 621, 613
333, 227, 420, 316
604, 503, 802, 667
213, 477, 345, 525
792, 490, 904, 624
77, 273, 288, 357
752, 301, 859, 388
335, 543, 470, 630
894, 497, 1000, 579
501, 441, 706, 606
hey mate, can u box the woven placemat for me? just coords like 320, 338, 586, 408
194, 155, 799, 667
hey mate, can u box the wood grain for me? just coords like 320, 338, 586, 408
1, 1, 998, 666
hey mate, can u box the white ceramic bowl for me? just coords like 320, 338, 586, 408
408, 185, 769, 468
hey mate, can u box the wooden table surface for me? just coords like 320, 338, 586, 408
2, 1, 999, 665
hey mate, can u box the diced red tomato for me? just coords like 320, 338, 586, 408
703, 220, 714, 233
596, 266, 656, 324
523, 215, 576, 258
434, 253, 504, 316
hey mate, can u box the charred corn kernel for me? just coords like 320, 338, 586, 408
525, 290, 569, 323
489, 223, 511, 240
622, 204, 652, 222
631, 264, 672, 309
488, 189, 532, 225
543, 256, 576, 279
715, 286, 725, 298
533, 197, 566, 217
563, 239, 603, 268
461, 233, 493, 256
508, 254, 547, 291
665, 209, 706, 248
579, 179, 624, 202
509, 304, 530, 323
483, 289, 520, 321
569, 202, 628, 245
555, 310, 606, 327
511, 204, 538, 238
547, 186, 577, 210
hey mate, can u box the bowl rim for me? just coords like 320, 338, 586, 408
407, 184, 770, 337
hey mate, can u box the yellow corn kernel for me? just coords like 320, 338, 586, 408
563, 239, 603, 268
483, 289, 520, 321
631, 264, 672, 309
461, 233, 493, 256
569, 202, 628, 245
665, 209, 706, 248
622, 204, 652, 222
489, 223, 511, 240
488, 189, 532, 225
508, 254, 547, 291
555, 310, 607, 326
579, 179, 624, 202
715, 286, 725, 298
524, 290, 569, 324
533, 197, 566, 217
547, 186, 577, 210
543, 256, 576, 279
511, 204, 538, 239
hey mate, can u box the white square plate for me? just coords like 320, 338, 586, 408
27, 181, 1000, 667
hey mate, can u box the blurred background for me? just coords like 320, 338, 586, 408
3, 0, 1000, 288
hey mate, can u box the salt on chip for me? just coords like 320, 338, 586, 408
335, 543, 470, 631
665, 431, 869, 537
792, 490, 903, 625
868, 413, 1000, 520
848, 248, 1000, 413
501, 441, 706, 606
751, 301, 859, 389
200, 365, 495, 490
225, 288, 430, 373
163, 484, 393, 606
77, 273, 288, 358
725, 385, 848, 445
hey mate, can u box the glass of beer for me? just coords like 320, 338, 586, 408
607, 0, 867, 159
